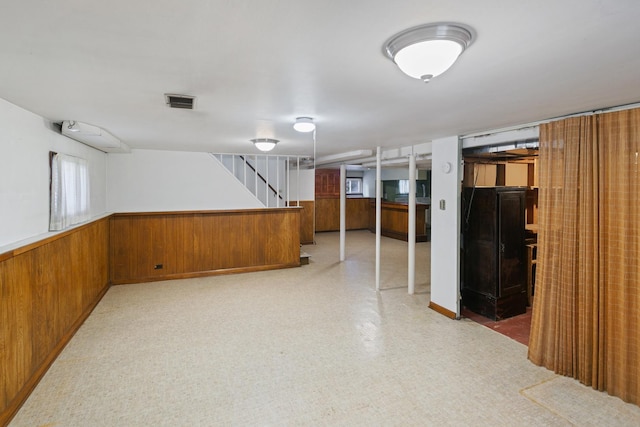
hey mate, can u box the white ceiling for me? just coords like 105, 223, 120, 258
1, 1, 640, 158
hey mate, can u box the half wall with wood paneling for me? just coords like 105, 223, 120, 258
315, 198, 371, 232
289, 201, 314, 244
110, 208, 301, 284
0, 218, 110, 426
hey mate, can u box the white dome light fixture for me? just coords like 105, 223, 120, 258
383, 23, 473, 83
293, 117, 315, 133
251, 138, 279, 152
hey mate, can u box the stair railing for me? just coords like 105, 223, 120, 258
212, 153, 312, 208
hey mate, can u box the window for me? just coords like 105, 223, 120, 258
346, 177, 363, 195
398, 179, 410, 194
49, 152, 90, 231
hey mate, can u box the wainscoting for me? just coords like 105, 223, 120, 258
289, 201, 314, 244
0, 218, 110, 426
367, 201, 429, 242
1, 207, 301, 425
110, 208, 301, 284
315, 197, 371, 232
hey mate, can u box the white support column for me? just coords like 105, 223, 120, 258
296, 158, 300, 206
340, 163, 346, 262
266, 156, 269, 207
276, 156, 280, 208
408, 153, 416, 295
431, 135, 462, 319
375, 146, 382, 291
286, 156, 290, 207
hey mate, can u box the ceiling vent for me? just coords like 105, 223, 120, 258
165, 93, 195, 109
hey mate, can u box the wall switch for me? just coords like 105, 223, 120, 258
439, 199, 446, 210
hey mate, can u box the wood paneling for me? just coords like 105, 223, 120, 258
109, 208, 301, 284
0, 218, 110, 426
315, 198, 371, 232
315, 169, 340, 197
367, 201, 429, 242
1, 208, 301, 424
346, 198, 371, 230
289, 201, 314, 244
315, 198, 340, 231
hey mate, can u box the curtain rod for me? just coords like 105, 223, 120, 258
461, 101, 640, 140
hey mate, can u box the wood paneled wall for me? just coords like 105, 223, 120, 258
315, 198, 371, 232
368, 201, 429, 242
110, 208, 301, 284
0, 218, 110, 426
1, 208, 300, 424
289, 201, 314, 244
315, 169, 341, 197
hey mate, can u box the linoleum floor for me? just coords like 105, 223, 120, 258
10, 230, 640, 426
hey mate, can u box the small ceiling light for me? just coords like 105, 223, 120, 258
66, 120, 80, 132
383, 23, 473, 83
251, 138, 279, 152
293, 117, 315, 133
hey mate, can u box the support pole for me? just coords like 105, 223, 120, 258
375, 147, 382, 291
408, 153, 416, 294
313, 130, 317, 244
340, 163, 346, 262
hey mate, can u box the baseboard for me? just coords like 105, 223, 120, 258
110, 262, 300, 285
428, 301, 458, 319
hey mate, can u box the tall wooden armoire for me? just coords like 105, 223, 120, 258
462, 187, 527, 320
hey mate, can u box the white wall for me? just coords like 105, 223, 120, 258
430, 136, 462, 317
106, 149, 264, 212
0, 98, 107, 248
288, 168, 315, 201
363, 169, 376, 197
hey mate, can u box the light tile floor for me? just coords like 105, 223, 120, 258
10, 230, 640, 426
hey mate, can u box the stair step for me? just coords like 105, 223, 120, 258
300, 251, 311, 265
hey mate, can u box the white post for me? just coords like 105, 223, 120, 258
266, 155, 269, 207
297, 158, 300, 206
276, 156, 280, 208
375, 146, 382, 291
340, 163, 346, 262
408, 152, 416, 295
286, 156, 290, 207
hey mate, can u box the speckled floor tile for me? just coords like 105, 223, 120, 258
9, 230, 640, 426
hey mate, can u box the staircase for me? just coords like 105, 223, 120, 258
212, 153, 311, 208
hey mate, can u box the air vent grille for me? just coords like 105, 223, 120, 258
165, 94, 195, 109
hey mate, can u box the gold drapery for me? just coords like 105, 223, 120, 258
528, 108, 640, 405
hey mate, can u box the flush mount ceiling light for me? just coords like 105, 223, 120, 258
383, 22, 473, 83
251, 138, 279, 152
293, 117, 315, 133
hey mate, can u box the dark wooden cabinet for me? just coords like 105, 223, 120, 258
462, 187, 527, 320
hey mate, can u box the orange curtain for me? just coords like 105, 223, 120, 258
528, 108, 640, 405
